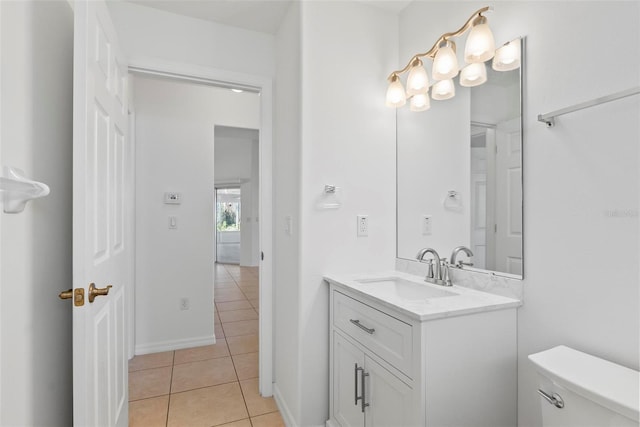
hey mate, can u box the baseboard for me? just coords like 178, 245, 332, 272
273, 383, 297, 427
134, 334, 216, 355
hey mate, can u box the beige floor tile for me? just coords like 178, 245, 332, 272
236, 284, 258, 293
223, 319, 259, 337
219, 309, 258, 323
230, 273, 257, 282
226, 334, 259, 355
217, 300, 253, 312
241, 290, 259, 300
236, 279, 258, 286
251, 412, 285, 427
171, 357, 237, 393
129, 395, 169, 427
129, 366, 172, 401
232, 352, 258, 380
240, 378, 278, 417
167, 383, 248, 427
129, 351, 174, 372
215, 323, 225, 338
215, 288, 247, 303
174, 340, 230, 364
215, 281, 240, 290
217, 419, 252, 427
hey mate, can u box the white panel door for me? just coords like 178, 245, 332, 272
495, 117, 523, 275
73, 1, 130, 425
333, 332, 365, 427
364, 355, 414, 427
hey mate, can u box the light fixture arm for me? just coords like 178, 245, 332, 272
387, 6, 492, 81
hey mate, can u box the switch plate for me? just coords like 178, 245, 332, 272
164, 192, 182, 204
357, 215, 368, 237
285, 215, 293, 236
169, 216, 177, 229
422, 215, 432, 235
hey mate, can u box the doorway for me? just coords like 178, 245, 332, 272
127, 59, 274, 405
215, 187, 242, 264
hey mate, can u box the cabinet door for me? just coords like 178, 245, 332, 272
364, 355, 415, 427
334, 332, 365, 427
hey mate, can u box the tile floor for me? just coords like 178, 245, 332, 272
129, 264, 284, 427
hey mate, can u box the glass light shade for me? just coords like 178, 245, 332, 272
432, 41, 459, 80
431, 79, 455, 100
464, 17, 495, 63
406, 60, 430, 96
385, 76, 406, 108
409, 93, 431, 112
459, 62, 487, 87
493, 39, 521, 71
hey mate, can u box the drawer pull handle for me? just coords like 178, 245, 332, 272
350, 319, 375, 335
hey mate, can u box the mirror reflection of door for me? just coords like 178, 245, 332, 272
216, 187, 241, 264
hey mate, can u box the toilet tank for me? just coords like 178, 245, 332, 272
529, 346, 639, 427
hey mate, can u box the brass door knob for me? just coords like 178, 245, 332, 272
88, 283, 112, 303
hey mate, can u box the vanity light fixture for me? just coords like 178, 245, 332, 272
406, 59, 430, 95
464, 15, 495, 63
386, 7, 520, 112
410, 92, 431, 111
493, 38, 521, 71
432, 40, 459, 80
432, 79, 455, 100
385, 74, 407, 107
459, 62, 487, 87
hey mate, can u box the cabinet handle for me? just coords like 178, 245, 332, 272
350, 319, 375, 335
361, 371, 370, 413
354, 364, 364, 406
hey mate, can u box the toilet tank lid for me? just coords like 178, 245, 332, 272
529, 346, 639, 422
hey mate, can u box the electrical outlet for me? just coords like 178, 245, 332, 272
357, 215, 368, 237
180, 298, 190, 310
422, 215, 432, 235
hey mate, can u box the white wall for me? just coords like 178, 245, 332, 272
399, 2, 639, 426
108, 1, 275, 78
297, 2, 398, 424
133, 76, 259, 353
273, 1, 302, 421
0, 1, 73, 424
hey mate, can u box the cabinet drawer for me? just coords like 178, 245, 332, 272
333, 291, 413, 377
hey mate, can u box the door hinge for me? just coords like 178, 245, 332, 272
261, 251, 264, 261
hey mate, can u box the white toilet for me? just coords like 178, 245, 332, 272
529, 346, 639, 426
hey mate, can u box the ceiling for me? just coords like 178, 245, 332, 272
125, 0, 411, 35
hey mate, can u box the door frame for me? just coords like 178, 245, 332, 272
128, 58, 274, 396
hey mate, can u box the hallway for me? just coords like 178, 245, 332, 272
128, 264, 282, 426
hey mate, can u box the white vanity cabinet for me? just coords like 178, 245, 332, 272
327, 280, 518, 427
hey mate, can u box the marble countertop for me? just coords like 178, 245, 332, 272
324, 270, 522, 322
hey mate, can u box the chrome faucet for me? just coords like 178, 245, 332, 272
416, 248, 451, 286
450, 246, 474, 269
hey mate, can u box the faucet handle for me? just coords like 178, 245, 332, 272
425, 259, 434, 279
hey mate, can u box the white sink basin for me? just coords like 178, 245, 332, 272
356, 277, 457, 300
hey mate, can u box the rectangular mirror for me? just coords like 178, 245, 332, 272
396, 38, 524, 278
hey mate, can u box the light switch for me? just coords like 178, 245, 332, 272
422, 215, 432, 235
169, 216, 177, 229
285, 215, 293, 236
